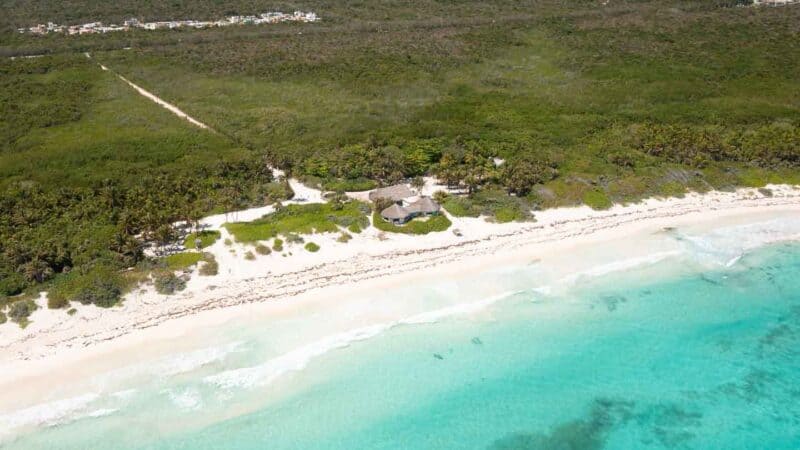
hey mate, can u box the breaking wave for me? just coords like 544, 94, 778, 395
204, 290, 524, 390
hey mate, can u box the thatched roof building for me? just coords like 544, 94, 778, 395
369, 184, 414, 203
379, 196, 441, 225
406, 196, 440, 215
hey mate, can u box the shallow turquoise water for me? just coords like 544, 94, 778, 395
5, 239, 800, 449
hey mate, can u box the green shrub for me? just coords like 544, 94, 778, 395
154, 271, 186, 295
48, 267, 126, 309
244, 251, 256, 260
285, 233, 305, 244
372, 212, 452, 235
493, 207, 521, 223
163, 252, 203, 270
8, 299, 37, 325
183, 230, 221, 249
67, 308, 77, 316
199, 253, 218, 276
224, 238, 233, 246
305, 242, 320, 252
74, 278, 122, 308
347, 223, 362, 233
657, 182, 687, 198
0, 311, 6, 324
48, 293, 71, 309
0, 272, 26, 297
442, 197, 481, 217
337, 232, 352, 243
255, 244, 271, 255
273, 238, 284, 252
583, 190, 613, 210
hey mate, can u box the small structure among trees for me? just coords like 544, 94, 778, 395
370, 184, 441, 225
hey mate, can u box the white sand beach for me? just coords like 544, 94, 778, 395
0, 184, 799, 415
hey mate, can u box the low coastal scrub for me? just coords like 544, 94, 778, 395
441, 196, 481, 218
0, 311, 6, 324
164, 252, 203, 270
244, 251, 256, 260
183, 230, 221, 249
199, 253, 218, 276
304, 242, 320, 252
225, 202, 369, 242
7, 299, 37, 326
255, 244, 271, 255
285, 233, 304, 244
582, 190, 613, 210
372, 212, 452, 235
337, 232, 352, 243
154, 271, 187, 295
440, 189, 533, 223
273, 238, 284, 252
48, 267, 128, 309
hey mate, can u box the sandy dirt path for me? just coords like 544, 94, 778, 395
86, 52, 212, 130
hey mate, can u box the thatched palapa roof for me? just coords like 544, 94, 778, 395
407, 196, 440, 214
381, 203, 410, 220
380, 196, 441, 221
369, 184, 414, 202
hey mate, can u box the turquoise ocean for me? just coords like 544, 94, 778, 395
2, 217, 800, 449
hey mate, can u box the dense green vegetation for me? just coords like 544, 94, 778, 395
225, 201, 370, 242
0, 54, 283, 309
76, 1, 797, 207
372, 212, 452, 235
1, 0, 799, 317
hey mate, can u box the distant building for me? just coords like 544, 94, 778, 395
369, 184, 414, 203
753, 0, 798, 4
18, 11, 320, 36
369, 184, 441, 225
380, 196, 441, 225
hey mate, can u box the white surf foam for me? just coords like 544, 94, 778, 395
86, 408, 119, 418
674, 217, 800, 267
98, 341, 244, 386
558, 250, 683, 285
204, 291, 522, 389
0, 393, 100, 437
165, 388, 203, 411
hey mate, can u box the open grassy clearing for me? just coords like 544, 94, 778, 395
163, 252, 203, 270
183, 230, 221, 249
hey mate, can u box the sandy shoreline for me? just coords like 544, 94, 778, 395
0, 185, 799, 407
